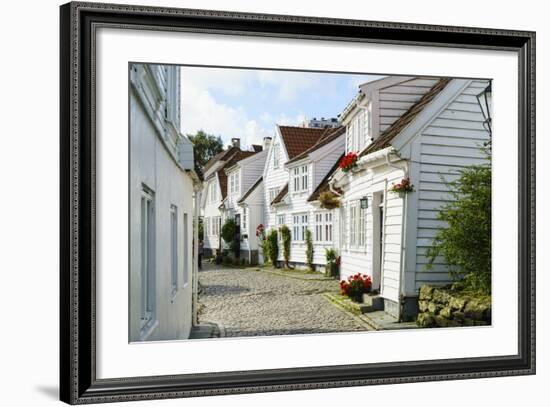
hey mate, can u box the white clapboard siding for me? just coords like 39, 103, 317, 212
263, 129, 290, 230
412, 79, 491, 292
338, 163, 405, 303
202, 175, 223, 251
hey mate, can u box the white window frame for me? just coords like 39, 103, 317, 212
315, 212, 323, 242
140, 185, 156, 335
325, 212, 333, 242
272, 143, 280, 169
183, 212, 189, 286
242, 208, 247, 233
358, 205, 366, 247
292, 213, 308, 241
301, 165, 308, 191
292, 167, 300, 192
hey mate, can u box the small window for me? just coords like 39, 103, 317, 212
301, 165, 308, 190
140, 185, 155, 335
273, 143, 280, 168
293, 168, 300, 192
292, 213, 308, 241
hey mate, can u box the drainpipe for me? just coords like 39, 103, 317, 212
384, 151, 409, 322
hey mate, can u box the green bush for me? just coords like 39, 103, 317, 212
221, 218, 239, 257
325, 248, 337, 263
280, 225, 291, 268
265, 229, 279, 266
426, 145, 491, 294
305, 229, 314, 271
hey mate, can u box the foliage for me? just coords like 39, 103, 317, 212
187, 130, 224, 168
338, 152, 358, 173
325, 248, 337, 263
280, 225, 292, 268
319, 191, 341, 209
305, 229, 314, 271
340, 273, 372, 302
265, 229, 279, 267
221, 218, 240, 257
390, 177, 414, 194
426, 147, 491, 294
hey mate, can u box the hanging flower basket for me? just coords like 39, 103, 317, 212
339, 152, 358, 173
319, 191, 341, 209
390, 177, 414, 196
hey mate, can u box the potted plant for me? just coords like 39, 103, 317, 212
390, 176, 414, 198
319, 191, 341, 209
340, 273, 373, 303
338, 152, 358, 173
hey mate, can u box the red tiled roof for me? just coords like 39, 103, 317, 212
359, 78, 451, 157
271, 183, 288, 205
286, 126, 345, 165
278, 126, 327, 159
307, 155, 344, 202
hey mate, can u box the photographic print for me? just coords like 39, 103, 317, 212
129, 64, 492, 342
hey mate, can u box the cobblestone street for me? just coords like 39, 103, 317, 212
197, 264, 372, 337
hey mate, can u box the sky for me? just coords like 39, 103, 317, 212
179, 66, 384, 149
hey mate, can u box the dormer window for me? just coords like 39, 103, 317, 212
346, 102, 371, 153
229, 172, 240, 196
292, 165, 309, 192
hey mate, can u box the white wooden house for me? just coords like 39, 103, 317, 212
264, 125, 346, 269
330, 76, 491, 321
200, 146, 242, 256
201, 139, 267, 258
224, 141, 269, 264
129, 63, 200, 341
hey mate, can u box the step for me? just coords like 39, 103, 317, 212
361, 294, 384, 313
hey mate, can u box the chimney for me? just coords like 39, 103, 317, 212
231, 138, 241, 149
262, 137, 272, 151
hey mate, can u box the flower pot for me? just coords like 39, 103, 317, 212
398, 191, 406, 198
352, 292, 363, 303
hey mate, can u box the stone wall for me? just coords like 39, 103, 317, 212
416, 286, 491, 328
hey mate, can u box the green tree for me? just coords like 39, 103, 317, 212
265, 229, 279, 267
187, 130, 224, 168
280, 225, 292, 269
221, 218, 239, 258
426, 146, 491, 294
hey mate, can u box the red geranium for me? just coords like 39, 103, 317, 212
256, 223, 265, 238
339, 152, 358, 173
390, 177, 414, 194
340, 273, 373, 302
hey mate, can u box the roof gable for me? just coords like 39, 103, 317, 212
359, 78, 451, 157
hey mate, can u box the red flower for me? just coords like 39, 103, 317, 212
339, 152, 358, 172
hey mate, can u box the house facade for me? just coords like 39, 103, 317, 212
224, 140, 269, 264
264, 125, 346, 269
200, 139, 264, 258
129, 63, 200, 342
330, 76, 491, 320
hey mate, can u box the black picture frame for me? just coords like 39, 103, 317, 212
60, 2, 536, 404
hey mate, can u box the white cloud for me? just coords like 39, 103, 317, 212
256, 71, 323, 102
180, 80, 271, 150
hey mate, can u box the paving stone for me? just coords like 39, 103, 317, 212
198, 265, 370, 337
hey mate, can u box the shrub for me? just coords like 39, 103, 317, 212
340, 273, 372, 302
325, 248, 337, 263
265, 229, 279, 267
280, 225, 291, 268
305, 229, 314, 271
221, 218, 239, 258
325, 248, 338, 278
426, 145, 491, 294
